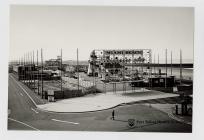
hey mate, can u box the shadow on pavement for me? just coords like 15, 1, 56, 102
112, 118, 128, 123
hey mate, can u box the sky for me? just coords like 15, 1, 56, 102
10, 5, 194, 63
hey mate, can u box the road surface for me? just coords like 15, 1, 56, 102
8, 74, 192, 132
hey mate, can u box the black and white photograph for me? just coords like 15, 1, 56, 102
7, 5, 195, 133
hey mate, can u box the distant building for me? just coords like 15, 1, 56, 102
13, 64, 61, 81
45, 56, 61, 71
13, 64, 36, 80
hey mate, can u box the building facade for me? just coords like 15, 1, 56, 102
87, 49, 152, 81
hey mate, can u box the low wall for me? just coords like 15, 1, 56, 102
44, 89, 84, 99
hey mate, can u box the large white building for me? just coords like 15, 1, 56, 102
88, 49, 152, 81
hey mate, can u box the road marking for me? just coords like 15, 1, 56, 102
8, 118, 40, 131
31, 108, 39, 114
10, 75, 37, 107
51, 119, 79, 125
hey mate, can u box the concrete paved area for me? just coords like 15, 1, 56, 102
37, 89, 179, 113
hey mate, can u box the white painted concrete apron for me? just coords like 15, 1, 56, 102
37, 89, 179, 113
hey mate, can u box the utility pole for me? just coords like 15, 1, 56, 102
31, 52, 33, 86
28, 53, 29, 86
113, 51, 116, 94
29, 52, 31, 86
158, 53, 160, 76
123, 50, 126, 94
31, 52, 33, 89
165, 49, 167, 88
37, 50, 39, 95
171, 51, 172, 75
150, 49, 152, 88
92, 51, 95, 94
28, 52, 31, 87
41, 48, 44, 99
154, 54, 155, 75
61, 49, 63, 98
77, 48, 79, 93
24, 54, 25, 83
21, 57, 23, 80
25, 53, 27, 85
33, 51, 35, 92
180, 49, 182, 85
27, 53, 29, 86
26, 53, 27, 85
131, 52, 134, 93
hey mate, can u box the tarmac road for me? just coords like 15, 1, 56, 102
8, 74, 192, 132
